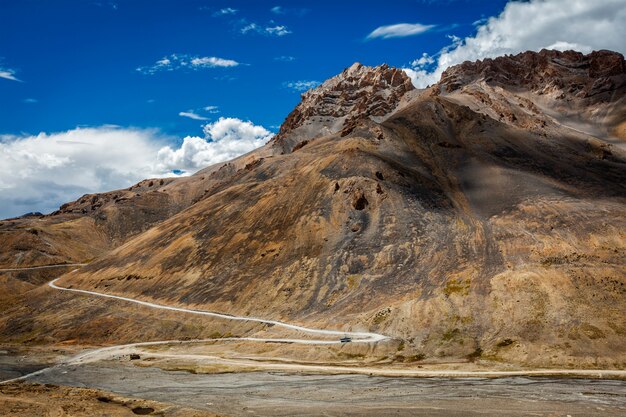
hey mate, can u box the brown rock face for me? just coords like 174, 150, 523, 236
438, 49, 626, 102
273, 62, 414, 152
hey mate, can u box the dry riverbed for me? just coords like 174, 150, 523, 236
18, 360, 626, 417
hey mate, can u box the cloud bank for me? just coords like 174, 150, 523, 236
0, 118, 272, 218
404, 0, 626, 87
0, 127, 167, 218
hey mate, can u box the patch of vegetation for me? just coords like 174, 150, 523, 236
540, 252, 586, 267
397, 340, 405, 351
394, 353, 426, 363
443, 278, 470, 297
372, 307, 391, 324
347, 274, 361, 289
442, 328, 460, 341
408, 353, 426, 362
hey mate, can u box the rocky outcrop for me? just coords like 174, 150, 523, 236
273, 63, 414, 152
437, 49, 626, 102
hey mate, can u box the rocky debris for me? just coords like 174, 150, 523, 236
273, 62, 414, 151
437, 49, 626, 102
53, 177, 178, 216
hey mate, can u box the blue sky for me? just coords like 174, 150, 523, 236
0, 0, 509, 138
1, 0, 625, 218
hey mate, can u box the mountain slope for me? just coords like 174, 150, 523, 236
2, 50, 625, 368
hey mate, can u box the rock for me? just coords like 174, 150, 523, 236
437, 49, 626, 103
273, 62, 414, 152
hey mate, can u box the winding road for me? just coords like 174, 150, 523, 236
48, 278, 388, 343
2, 267, 625, 385
0, 273, 389, 385
0, 263, 85, 272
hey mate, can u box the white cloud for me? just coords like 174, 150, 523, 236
0, 68, 21, 82
366, 23, 435, 40
411, 53, 434, 67
283, 80, 321, 92
0, 127, 170, 218
0, 119, 271, 218
203, 105, 219, 113
179, 106, 220, 120
404, 0, 626, 88
156, 117, 273, 172
179, 111, 208, 121
190, 56, 239, 68
266, 25, 291, 36
241, 23, 292, 36
137, 54, 240, 74
213, 7, 237, 16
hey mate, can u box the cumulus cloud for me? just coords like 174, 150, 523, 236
283, 80, 320, 92
156, 117, 273, 172
404, 0, 626, 88
241, 23, 292, 36
0, 127, 169, 218
0, 118, 271, 218
137, 54, 240, 74
366, 23, 435, 40
0, 67, 21, 82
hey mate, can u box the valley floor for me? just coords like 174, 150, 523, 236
1, 269, 625, 416
5, 361, 626, 417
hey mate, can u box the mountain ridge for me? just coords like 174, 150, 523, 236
1, 49, 624, 368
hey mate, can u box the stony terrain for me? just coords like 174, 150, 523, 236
0, 49, 624, 370
0, 382, 217, 416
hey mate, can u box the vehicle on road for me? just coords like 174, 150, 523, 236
340, 336, 352, 343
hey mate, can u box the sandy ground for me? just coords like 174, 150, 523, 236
23, 361, 626, 417
0, 381, 219, 417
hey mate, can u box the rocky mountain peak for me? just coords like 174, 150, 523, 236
437, 49, 626, 102
273, 62, 414, 152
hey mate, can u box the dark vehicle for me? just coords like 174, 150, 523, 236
340, 336, 352, 343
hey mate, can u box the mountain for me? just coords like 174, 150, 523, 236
1, 49, 625, 368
